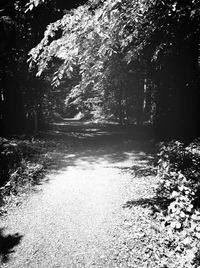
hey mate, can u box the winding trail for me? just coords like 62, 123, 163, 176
0, 121, 158, 268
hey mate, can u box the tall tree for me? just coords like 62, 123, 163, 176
29, 0, 200, 141
0, 0, 88, 135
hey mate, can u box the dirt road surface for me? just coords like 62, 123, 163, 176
0, 121, 158, 268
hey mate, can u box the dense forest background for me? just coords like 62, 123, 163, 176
0, 0, 199, 142
1, 2, 200, 265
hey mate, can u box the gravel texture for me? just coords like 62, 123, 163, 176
0, 121, 160, 268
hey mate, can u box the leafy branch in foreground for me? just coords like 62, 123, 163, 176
155, 140, 200, 267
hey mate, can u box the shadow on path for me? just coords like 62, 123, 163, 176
43, 120, 154, 143
122, 196, 169, 214
38, 120, 155, 175
0, 120, 156, 267
0, 228, 23, 263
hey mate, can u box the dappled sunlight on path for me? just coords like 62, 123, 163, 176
1, 121, 156, 267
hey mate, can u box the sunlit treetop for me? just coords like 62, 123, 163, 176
29, 0, 152, 86
28, 0, 200, 89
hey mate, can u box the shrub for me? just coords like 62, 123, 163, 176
157, 140, 200, 213
0, 138, 22, 186
156, 139, 200, 267
0, 137, 46, 195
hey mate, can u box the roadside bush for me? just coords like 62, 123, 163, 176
2, 161, 44, 195
156, 139, 200, 267
0, 138, 22, 186
0, 137, 46, 197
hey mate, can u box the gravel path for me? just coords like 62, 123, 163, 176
0, 121, 158, 268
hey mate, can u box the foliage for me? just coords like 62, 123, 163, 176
156, 140, 200, 267
1, 0, 199, 137
147, 0, 200, 140
0, 0, 83, 136
0, 137, 47, 202
28, 0, 155, 124
0, 1, 40, 134
0, 138, 22, 186
28, 0, 200, 138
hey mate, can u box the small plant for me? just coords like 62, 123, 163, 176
156, 140, 200, 267
0, 138, 22, 186
0, 138, 47, 200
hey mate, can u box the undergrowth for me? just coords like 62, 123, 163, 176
0, 137, 50, 213
155, 139, 200, 268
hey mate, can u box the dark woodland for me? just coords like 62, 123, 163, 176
0, 1, 200, 267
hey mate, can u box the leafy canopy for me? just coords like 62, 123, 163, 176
29, 0, 152, 85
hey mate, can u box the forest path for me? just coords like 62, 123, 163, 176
0, 120, 158, 268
